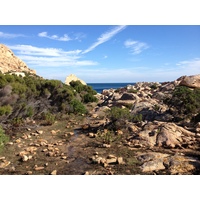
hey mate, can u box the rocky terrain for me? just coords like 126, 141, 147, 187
1, 73, 200, 175
0, 44, 200, 175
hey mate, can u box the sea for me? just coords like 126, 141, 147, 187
87, 83, 135, 93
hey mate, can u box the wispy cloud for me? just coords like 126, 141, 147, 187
8, 44, 98, 67
176, 58, 200, 68
124, 39, 149, 55
0, 31, 25, 38
38, 32, 71, 41
82, 25, 127, 54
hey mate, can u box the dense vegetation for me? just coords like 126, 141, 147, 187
165, 86, 200, 121
0, 72, 98, 124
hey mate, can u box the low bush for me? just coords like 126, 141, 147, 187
0, 105, 12, 116
166, 86, 200, 119
41, 112, 56, 125
0, 126, 9, 150
70, 99, 87, 114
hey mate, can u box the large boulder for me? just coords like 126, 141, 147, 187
179, 74, 200, 88
65, 74, 86, 86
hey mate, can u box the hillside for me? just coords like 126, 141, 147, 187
0, 44, 36, 75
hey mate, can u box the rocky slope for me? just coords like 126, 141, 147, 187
0, 44, 36, 75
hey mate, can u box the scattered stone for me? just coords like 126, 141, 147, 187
15, 139, 21, 143
0, 160, 11, 168
47, 152, 54, 157
51, 170, 57, 175
61, 156, 67, 160
88, 133, 95, 138
107, 155, 116, 159
22, 155, 29, 162
34, 166, 45, 171
18, 151, 28, 156
51, 130, 57, 135
84, 171, 90, 175
26, 171, 33, 175
116, 130, 123, 135
7, 142, 14, 145
117, 157, 124, 165
102, 144, 111, 148
36, 130, 43, 134
106, 158, 117, 164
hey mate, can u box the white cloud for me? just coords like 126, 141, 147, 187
38, 31, 71, 41
124, 39, 149, 55
176, 58, 200, 68
0, 31, 24, 38
82, 25, 127, 54
8, 44, 98, 67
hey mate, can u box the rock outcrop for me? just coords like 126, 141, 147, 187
65, 74, 86, 86
178, 74, 200, 88
0, 44, 36, 75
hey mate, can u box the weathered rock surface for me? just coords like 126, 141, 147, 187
65, 74, 87, 85
137, 152, 200, 174
0, 44, 36, 74
179, 74, 200, 88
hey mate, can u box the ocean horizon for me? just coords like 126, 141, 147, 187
87, 83, 135, 93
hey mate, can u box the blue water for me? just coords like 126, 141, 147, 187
87, 83, 135, 93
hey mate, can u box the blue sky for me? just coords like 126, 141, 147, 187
0, 25, 200, 83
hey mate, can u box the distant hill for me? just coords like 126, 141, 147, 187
0, 44, 36, 75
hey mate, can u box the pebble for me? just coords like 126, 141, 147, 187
36, 130, 43, 134
34, 166, 45, 171
22, 155, 29, 162
106, 158, 117, 164
51, 130, 57, 135
15, 139, 21, 143
102, 144, 111, 148
7, 142, 14, 145
51, 170, 57, 175
0, 160, 11, 168
117, 157, 124, 165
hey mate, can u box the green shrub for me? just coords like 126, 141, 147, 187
166, 86, 200, 118
150, 84, 158, 90
70, 99, 87, 114
0, 126, 9, 149
42, 112, 56, 125
0, 105, 12, 116
26, 106, 34, 117
96, 129, 121, 145
83, 93, 98, 103
11, 117, 24, 127
132, 114, 143, 122
107, 107, 131, 121
128, 89, 138, 94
